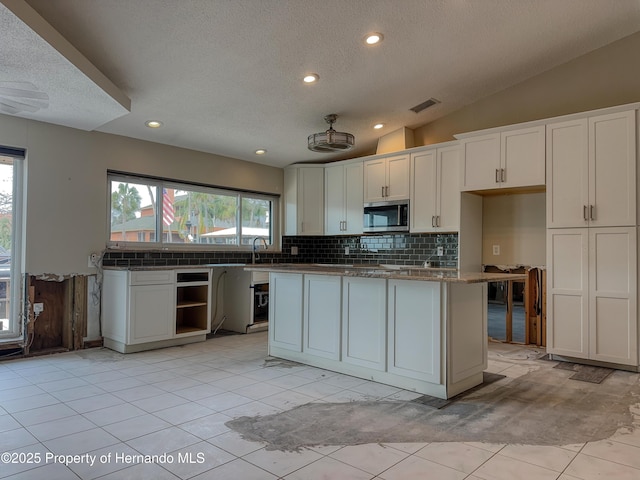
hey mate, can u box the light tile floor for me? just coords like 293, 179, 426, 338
0, 333, 638, 479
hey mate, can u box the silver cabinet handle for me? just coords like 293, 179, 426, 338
381, 186, 385, 197
343, 220, 347, 231
583, 205, 588, 221
495, 169, 500, 183
431, 216, 435, 227
436, 216, 440, 227
501, 169, 506, 183
590, 205, 595, 221
385, 185, 389, 197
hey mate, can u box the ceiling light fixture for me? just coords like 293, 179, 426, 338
308, 114, 355, 153
303, 73, 319, 84
145, 120, 163, 128
373, 123, 384, 129
364, 32, 384, 45
255, 149, 267, 155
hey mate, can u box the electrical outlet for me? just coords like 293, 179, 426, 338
345, 246, 350, 255
436, 246, 444, 256
291, 246, 298, 256
493, 245, 500, 255
33, 303, 44, 314
88, 252, 100, 267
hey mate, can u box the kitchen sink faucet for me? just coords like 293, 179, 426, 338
252, 236, 268, 264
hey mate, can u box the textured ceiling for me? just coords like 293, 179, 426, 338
2, 0, 640, 168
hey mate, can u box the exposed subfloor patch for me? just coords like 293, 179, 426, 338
553, 361, 614, 383
227, 362, 640, 452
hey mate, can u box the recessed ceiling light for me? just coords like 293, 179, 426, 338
255, 149, 267, 155
145, 120, 163, 128
303, 73, 319, 84
364, 33, 384, 45
373, 123, 384, 130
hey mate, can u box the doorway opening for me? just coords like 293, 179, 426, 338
486, 266, 546, 346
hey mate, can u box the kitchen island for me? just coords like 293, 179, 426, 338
245, 264, 526, 399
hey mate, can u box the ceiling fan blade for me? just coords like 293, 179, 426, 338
0, 86, 49, 100
0, 97, 39, 113
0, 102, 20, 114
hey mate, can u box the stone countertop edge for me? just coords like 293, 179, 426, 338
243, 264, 528, 284
102, 263, 247, 271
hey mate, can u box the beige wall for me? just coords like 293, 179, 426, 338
414, 31, 640, 145
0, 114, 283, 275
481, 193, 546, 266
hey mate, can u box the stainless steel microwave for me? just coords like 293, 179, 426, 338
363, 200, 409, 233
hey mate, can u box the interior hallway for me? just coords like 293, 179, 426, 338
0, 332, 639, 479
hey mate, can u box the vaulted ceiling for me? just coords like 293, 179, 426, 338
2, 0, 640, 168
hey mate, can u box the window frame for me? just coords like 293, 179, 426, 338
107, 172, 280, 251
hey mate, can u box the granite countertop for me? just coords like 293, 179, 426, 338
103, 263, 247, 271
243, 264, 527, 284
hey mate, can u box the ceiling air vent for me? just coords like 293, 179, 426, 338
409, 97, 440, 114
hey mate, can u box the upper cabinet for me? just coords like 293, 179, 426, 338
410, 144, 460, 233
460, 125, 545, 191
547, 110, 636, 228
284, 165, 324, 236
325, 161, 364, 235
363, 154, 410, 202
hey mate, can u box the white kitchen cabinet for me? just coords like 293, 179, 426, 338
102, 269, 213, 353
284, 165, 324, 235
364, 154, 410, 202
304, 274, 341, 360
410, 144, 460, 232
546, 110, 636, 228
547, 227, 637, 366
387, 279, 441, 383
460, 125, 545, 191
269, 272, 303, 352
342, 277, 387, 370
325, 161, 364, 235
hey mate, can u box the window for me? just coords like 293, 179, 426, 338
0, 148, 24, 341
108, 173, 277, 248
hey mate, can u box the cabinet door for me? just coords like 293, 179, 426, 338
461, 133, 500, 191
269, 273, 303, 352
363, 158, 387, 202
304, 275, 341, 360
342, 277, 386, 370
501, 126, 545, 188
298, 167, 324, 235
589, 227, 637, 365
410, 149, 437, 232
436, 146, 461, 232
547, 229, 589, 359
325, 164, 345, 235
589, 110, 636, 227
386, 154, 410, 200
343, 162, 364, 234
546, 119, 589, 228
129, 284, 175, 344
387, 280, 441, 383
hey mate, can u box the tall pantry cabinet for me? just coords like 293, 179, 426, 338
546, 108, 638, 366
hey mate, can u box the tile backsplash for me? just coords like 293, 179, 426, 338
102, 233, 458, 268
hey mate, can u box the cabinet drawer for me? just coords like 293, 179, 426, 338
129, 270, 174, 285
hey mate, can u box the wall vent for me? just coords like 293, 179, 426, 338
410, 97, 440, 114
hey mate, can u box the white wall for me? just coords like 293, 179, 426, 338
0, 114, 284, 275
482, 193, 546, 266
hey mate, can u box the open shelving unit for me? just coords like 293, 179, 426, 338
175, 270, 211, 336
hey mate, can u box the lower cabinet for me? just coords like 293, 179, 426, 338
547, 227, 638, 366
387, 280, 441, 383
342, 277, 387, 370
268, 272, 488, 399
102, 269, 211, 353
304, 274, 341, 360
269, 272, 303, 352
